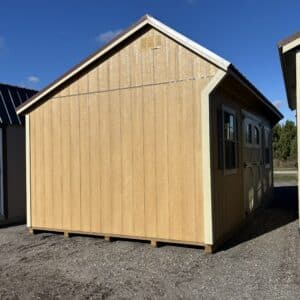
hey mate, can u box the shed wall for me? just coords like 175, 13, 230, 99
29, 28, 218, 244
210, 80, 273, 243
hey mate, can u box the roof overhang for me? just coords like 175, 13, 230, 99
278, 32, 300, 110
228, 65, 283, 124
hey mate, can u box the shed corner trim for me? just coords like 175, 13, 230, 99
25, 115, 32, 227
201, 69, 227, 245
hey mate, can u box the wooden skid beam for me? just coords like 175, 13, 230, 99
28, 228, 35, 235
64, 232, 70, 238
104, 236, 111, 242
29, 227, 210, 251
204, 244, 214, 254
151, 240, 158, 248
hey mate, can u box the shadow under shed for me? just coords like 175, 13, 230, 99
221, 185, 298, 251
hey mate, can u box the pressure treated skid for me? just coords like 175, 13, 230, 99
18, 15, 282, 252
28, 227, 214, 253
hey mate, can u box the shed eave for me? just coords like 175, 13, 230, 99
278, 32, 300, 111
228, 65, 283, 123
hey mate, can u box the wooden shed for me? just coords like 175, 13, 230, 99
17, 15, 282, 252
278, 32, 300, 230
0, 83, 37, 226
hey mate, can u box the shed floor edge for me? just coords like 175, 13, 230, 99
28, 226, 208, 249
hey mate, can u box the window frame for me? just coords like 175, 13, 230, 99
243, 112, 261, 149
263, 127, 271, 167
221, 105, 239, 175
253, 125, 260, 146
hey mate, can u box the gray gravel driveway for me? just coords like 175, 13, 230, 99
0, 184, 299, 299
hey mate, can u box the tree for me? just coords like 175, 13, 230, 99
272, 120, 297, 161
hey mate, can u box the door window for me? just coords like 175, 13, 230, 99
264, 128, 271, 165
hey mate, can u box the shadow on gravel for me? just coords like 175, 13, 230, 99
220, 185, 298, 251
0, 221, 26, 229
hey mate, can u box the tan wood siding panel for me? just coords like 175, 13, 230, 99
181, 80, 196, 241
167, 82, 183, 241
119, 46, 131, 89
141, 30, 154, 85
120, 88, 133, 235
99, 92, 112, 233
143, 85, 157, 237
70, 95, 81, 231
193, 80, 205, 240
89, 93, 101, 232
98, 60, 109, 91
129, 37, 143, 87
52, 100, 63, 229
61, 96, 71, 230
109, 52, 120, 90
79, 94, 91, 232
28, 28, 218, 244
110, 90, 122, 234
88, 68, 98, 93
35, 107, 44, 227
154, 84, 169, 239
131, 87, 145, 236
43, 102, 53, 228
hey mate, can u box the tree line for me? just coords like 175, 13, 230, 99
272, 120, 297, 161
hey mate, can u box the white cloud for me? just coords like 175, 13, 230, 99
273, 100, 283, 109
27, 75, 40, 84
96, 29, 122, 44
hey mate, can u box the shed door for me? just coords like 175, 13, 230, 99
243, 115, 263, 214
0, 128, 4, 217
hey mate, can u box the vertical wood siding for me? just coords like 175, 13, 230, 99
210, 83, 273, 243
30, 28, 218, 244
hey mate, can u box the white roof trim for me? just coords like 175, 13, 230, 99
282, 37, 300, 54
17, 15, 231, 115
147, 16, 230, 70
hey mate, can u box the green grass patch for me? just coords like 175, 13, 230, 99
274, 173, 298, 184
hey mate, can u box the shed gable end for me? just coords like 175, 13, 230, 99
50, 28, 219, 100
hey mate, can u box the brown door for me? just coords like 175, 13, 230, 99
243, 114, 263, 214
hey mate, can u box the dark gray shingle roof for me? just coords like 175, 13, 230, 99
0, 83, 37, 125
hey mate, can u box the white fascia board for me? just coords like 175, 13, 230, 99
282, 37, 300, 54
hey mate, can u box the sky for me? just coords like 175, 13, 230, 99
0, 0, 299, 122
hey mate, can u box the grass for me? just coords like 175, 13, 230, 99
273, 173, 298, 184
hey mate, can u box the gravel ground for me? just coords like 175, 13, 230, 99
0, 185, 299, 299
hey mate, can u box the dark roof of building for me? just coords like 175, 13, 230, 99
0, 83, 37, 126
